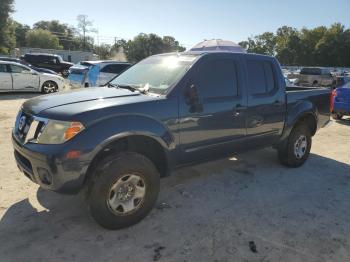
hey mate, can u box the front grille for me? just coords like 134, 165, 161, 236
14, 111, 46, 144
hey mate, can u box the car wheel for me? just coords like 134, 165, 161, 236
278, 124, 312, 167
332, 113, 343, 120
312, 81, 318, 87
42, 81, 58, 94
87, 152, 160, 230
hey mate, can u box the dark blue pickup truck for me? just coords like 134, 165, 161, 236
12, 51, 330, 229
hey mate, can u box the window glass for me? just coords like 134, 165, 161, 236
110, 55, 197, 94
10, 65, 30, 73
247, 60, 275, 95
197, 59, 238, 98
101, 64, 130, 74
0, 64, 7, 72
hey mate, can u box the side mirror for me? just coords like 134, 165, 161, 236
184, 82, 203, 113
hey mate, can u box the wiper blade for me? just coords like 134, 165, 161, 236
107, 83, 137, 92
117, 84, 138, 92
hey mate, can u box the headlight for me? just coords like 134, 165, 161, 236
36, 120, 84, 144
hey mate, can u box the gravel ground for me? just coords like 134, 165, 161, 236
0, 93, 350, 262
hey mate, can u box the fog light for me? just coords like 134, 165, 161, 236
37, 167, 53, 185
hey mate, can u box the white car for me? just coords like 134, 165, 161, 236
0, 61, 66, 93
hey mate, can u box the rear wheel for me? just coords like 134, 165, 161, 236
42, 81, 58, 94
87, 152, 160, 230
278, 124, 312, 167
332, 113, 343, 120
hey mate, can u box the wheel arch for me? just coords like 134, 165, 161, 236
280, 100, 318, 143
83, 133, 171, 188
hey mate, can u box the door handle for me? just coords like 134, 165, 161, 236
233, 104, 247, 117
273, 100, 283, 106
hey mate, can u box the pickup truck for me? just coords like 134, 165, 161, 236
12, 51, 331, 229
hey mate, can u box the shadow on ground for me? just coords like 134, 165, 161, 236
0, 93, 41, 101
334, 117, 350, 126
1, 149, 350, 261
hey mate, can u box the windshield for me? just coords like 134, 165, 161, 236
110, 54, 198, 94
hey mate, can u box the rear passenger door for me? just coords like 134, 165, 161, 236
0, 64, 12, 90
179, 55, 247, 163
245, 57, 285, 145
10, 64, 40, 90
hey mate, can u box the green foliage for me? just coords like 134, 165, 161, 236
13, 21, 30, 47
0, 0, 15, 54
94, 44, 111, 59
125, 33, 186, 62
33, 20, 77, 50
239, 23, 350, 66
25, 29, 62, 49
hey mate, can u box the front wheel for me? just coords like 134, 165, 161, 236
42, 81, 58, 94
87, 152, 160, 230
278, 124, 312, 167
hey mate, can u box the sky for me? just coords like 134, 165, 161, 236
12, 0, 350, 49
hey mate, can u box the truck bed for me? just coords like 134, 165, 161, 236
286, 85, 331, 130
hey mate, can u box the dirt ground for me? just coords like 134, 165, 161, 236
0, 93, 350, 262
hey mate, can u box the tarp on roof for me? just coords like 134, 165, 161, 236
190, 39, 247, 53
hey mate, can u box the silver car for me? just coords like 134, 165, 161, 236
297, 67, 335, 87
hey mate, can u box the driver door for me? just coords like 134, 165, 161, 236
9, 64, 40, 91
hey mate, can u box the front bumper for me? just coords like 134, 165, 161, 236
12, 133, 89, 194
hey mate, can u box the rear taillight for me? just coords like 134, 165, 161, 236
330, 89, 337, 113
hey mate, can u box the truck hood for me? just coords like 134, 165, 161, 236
22, 87, 143, 115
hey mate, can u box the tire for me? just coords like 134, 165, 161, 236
278, 124, 312, 167
61, 69, 70, 78
87, 152, 160, 230
312, 81, 318, 87
42, 81, 58, 94
332, 113, 343, 120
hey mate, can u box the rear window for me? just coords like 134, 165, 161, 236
101, 64, 130, 74
247, 60, 276, 95
300, 68, 321, 75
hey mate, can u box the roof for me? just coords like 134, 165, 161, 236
24, 53, 59, 57
0, 60, 27, 66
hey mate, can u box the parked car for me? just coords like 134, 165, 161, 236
296, 67, 335, 87
0, 56, 58, 75
331, 82, 350, 119
335, 75, 350, 88
21, 53, 73, 77
68, 61, 131, 88
0, 61, 66, 93
12, 52, 330, 229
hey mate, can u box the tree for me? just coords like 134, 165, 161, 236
125, 33, 186, 62
14, 21, 30, 47
77, 15, 96, 51
94, 44, 111, 59
33, 20, 77, 50
0, 0, 15, 53
25, 29, 62, 49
